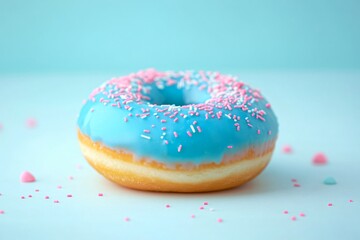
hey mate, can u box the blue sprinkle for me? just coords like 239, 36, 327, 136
323, 177, 337, 185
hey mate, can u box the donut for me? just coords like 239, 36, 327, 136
77, 69, 278, 192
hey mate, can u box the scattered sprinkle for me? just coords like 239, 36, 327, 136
217, 218, 223, 223
98, 193, 103, 197
299, 212, 306, 217
67, 194, 73, 198
178, 145, 182, 152
20, 171, 36, 183
293, 183, 301, 187
328, 203, 333, 207
323, 177, 337, 185
124, 217, 130, 222
191, 214, 196, 218
57, 185, 62, 189
203, 202, 209, 205
0, 210, 4, 214
165, 204, 171, 208
283, 210, 289, 214
265, 103, 271, 108
26, 118, 37, 128
291, 216, 297, 221
282, 145, 293, 154
312, 152, 328, 165
227, 145, 233, 149
45, 196, 49, 199
199, 206, 204, 210
54, 200, 59, 203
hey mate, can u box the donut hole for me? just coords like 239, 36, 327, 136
146, 85, 211, 106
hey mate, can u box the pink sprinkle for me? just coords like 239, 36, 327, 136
291, 178, 297, 182
291, 216, 297, 221
268, 130, 272, 135
312, 152, 328, 165
187, 131, 192, 137
193, 121, 197, 125
173, 132, 178, 138
191, 214, 195, 218
164, 140, 169, 144
293, 183, 301, 187
124, 117, 128, 122
90, 108, 95, 112
282, 145, 293, 154
67, 194, 72, 198
45, 196, 49, 199
26, 118, 37, 128
257, 129, 261, 134
143, 129, 150, 133
161, 119, 167, 123
57, 185, 62, 189
174, 118, 179, 122
35, 189, 40, 192
28, 195, 32, 198
0, 123, 3, 130
349, 200, 354, 203
328, 203, 333, 207
165, 204, 171, 208
54, 200, 59, 203
299, 212, 306, 217
161, 127, 167, 131
217, 218, 223, 223
199, 206, 204, 210
283, 210, 289, 214
98, 193, 103, 197
124, 217, 130, 222
0, 210, 4, 214
203, 202, 208, 205
265, 103, 271, 108
178, 145, 182, 152
21, 196, 25, 199
227, 145, 233, 149
197, 126, 202, 133
69, 176, 74, 180
20, 171, 36, 183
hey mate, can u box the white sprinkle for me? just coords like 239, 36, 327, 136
225, 114, 231, 119
190, 125, 196, 133
140, 134, 151, 140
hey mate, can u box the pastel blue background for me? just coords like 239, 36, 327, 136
1, 0, 360, 74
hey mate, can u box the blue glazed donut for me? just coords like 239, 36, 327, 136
77, 69, 278, 192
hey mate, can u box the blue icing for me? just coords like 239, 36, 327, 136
77, 70, 278, 165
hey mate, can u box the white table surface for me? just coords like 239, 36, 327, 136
0, 71, 359, 240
